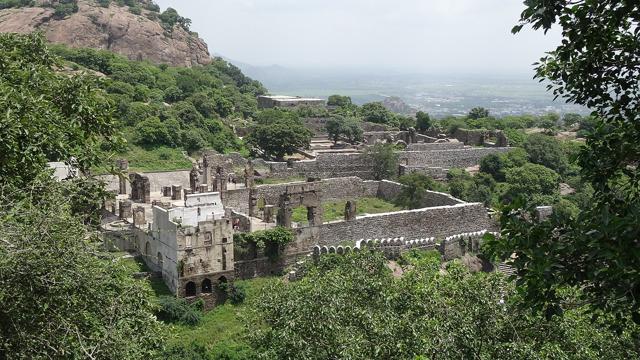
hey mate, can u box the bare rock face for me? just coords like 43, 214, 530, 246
0, 1, 211, 67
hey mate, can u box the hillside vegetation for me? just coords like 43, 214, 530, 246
50, 44, 266, 168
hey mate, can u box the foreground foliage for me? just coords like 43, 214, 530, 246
488, 0, 640, 329
0, 32, 121, 189
0, 182, 163, 359
247, 251, 638, 359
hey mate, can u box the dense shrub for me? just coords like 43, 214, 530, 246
156, 296, 203, 326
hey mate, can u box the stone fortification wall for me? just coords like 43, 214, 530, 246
266, 153, 375, 180
399, 147, 512, 169
376, 180, 463, 207
295, 202, 491, 247
308, 230, 497, 262
101, 170, 191, 194
399, 165, 450, 180
406, 142, 465, 151
223, 177, 381, 214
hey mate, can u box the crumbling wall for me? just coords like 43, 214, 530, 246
406, 142, 465, 151
101, 170, 191, 194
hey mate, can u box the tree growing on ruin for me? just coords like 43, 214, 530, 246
395, 173, 444, 209
415, 111, 432, 132
326, 116, 363, 145
486, 0, 640, 329
364, 143, 398, 180
245, 109, 312, 160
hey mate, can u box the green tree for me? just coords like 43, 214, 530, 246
447, 169, 498, 206
562, 113, 582, 128
487, 0, 640, 328
524, 134, 568, 175
468, 107, 490, 120
247, 251, 637, 359
134, 117, 174, 147
326, 116, 363, 145
0, 171, 163, 360
363, 143, 398, 180
327, 94, 352, 107
503, 163, 560, 205
480, 148, 528, 182
360, 102, 394, 125
245, 109, 312, 160
415, 111, 432, 132
395, 173, 443, 209
0, 33, 122, 189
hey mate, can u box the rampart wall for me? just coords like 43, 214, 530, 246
293, 202, 491, 247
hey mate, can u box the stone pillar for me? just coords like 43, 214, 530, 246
249, 189, 257, 218
211, 176, 218, 192
116, 159, 129, 195
141, 177, 151, 203
172, 185, 182, 200
344, 200, 357, 221
244, 160, 255, 188
183, 189, 192, 200
198, 184, 209, 193
133, 206, 146, 226
408, 127, 417, 144
190, 168, 200, 192
263, 205, 275, 223
203, 156, 211, 186
307, 206, 323, 227
119, 200, 132, 219
276, 205, 292, 228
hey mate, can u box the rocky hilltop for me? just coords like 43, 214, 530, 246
0, 0, 211, 67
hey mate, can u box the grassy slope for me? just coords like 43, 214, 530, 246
116, 251, 272, 356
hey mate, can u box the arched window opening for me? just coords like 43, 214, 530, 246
185, 281, 196, 297
201, 278, 212, 293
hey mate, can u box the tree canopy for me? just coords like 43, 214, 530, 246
245, 109, 312, 160
487, 0, 640, 329
0, 33, 121, 189
247, 251, 638, 359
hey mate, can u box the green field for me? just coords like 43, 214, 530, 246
291, 197, 401, 224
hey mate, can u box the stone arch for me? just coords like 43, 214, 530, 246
218, 276, 228, 284
157, 252, 163, 268
144, 241, 150, 256
201, 278, 212, 294
185, 281, 196, 297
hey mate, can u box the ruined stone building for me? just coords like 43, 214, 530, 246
101, 132, 513, 306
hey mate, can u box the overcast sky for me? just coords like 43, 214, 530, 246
154, 0, 560, 75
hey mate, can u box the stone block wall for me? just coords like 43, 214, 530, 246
399, 165, 450, 180
296, 202, 492, 246
399, 148, 512, 169
101, 170, 191, 194
406, 142, 465, 151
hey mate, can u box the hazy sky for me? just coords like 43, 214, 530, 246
154, 0, 560, 75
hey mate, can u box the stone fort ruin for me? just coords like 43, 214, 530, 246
100, 130, 512, 307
